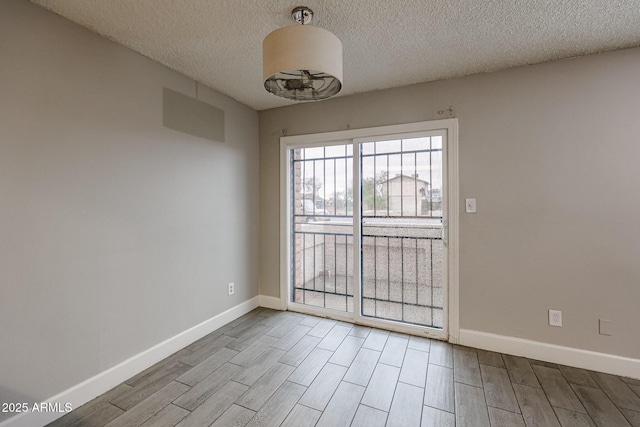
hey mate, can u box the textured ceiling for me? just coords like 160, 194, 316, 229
32, 0, 640, 111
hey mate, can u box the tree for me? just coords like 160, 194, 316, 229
362, 171, 388, 212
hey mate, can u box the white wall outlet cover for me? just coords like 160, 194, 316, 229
228, 282, 235, 296
549, 309, 562, 327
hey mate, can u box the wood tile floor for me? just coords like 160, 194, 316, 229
48, 308, 640, 427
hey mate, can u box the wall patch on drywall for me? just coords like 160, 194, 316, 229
162, 87, 225, 142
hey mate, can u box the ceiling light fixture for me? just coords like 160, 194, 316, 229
263, 6, 343, 101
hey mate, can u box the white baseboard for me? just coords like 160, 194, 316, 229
259, 295, 285, 310
459, 329, 640, 380
1, 297, 260, 427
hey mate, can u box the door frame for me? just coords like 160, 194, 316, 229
279, 119, 459, 343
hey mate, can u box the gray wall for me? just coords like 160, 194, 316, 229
0, 0, 259, 419
259, 47, 640, 359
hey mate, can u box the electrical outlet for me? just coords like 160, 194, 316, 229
549, 309, 562, 327
228, 282, 235, 296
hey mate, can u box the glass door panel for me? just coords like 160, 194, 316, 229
290, 144, 354, 312
360, 136, 445, 328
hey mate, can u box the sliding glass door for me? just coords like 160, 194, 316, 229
283, 121, 455, 339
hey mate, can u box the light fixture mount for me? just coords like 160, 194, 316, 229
263, 6, 343, 101
291, 6, 313, 25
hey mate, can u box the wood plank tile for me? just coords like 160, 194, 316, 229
480, 364, 519, 413
225, 324, 273, 352
558, 366, 599, 388
343, 348, 381, 386
210, 404, 255, 427
421, 405, 455, 427
228, 335, 279, 367
429, 340, 453, 368
298, 363, 348, 410
250, 309, 274, 321
227, 311, 260, 328
503, 354, 540, 388
47, 384, 133, 427
307, 319, 338, 338
408, 336, 431, 352
349, 325, 372, 338
265, 316, 303, 339
299, 316, 321, 328
271, 325, 312, 351
424, 364, 455, 413
336, 320, 355, 328
454, 346, 482, 388
351, 405, 388, 427
233, 347, 286, 386
105, 381, 189, 427
529, 358, 558, 369
317, 324, 352, 351
532, 365, 586, 413
175, 347, 238, 386
235, 362, 295, 411
361, 363, 401, 411
399, 348, 429, 388
553, 407, 596, 427
287, 348, 333, 386
329, 335, 365, 367
180, 335, 236, 366
455, 383, 490, 427
622, 378, 640, 387
223, 314, 264, 338
185, 331, 224, 353
477, 349, 504, 368
316, 381, 366, 427
572, 384, 632, 427
175, 381, 248, 427
62, 310, 640, 427
112, 363, 192, 410
68, 404, 124, 427
281, 404, 322, 427
379, 335, 409, 367
125, 357, 189, 388
246, 381, 306, 427
589, 371, 640, 412
620, 409, 640, 427
362, 328, 390, 351
173, 363, 243, 411
387, 382, 424, 426
487, 407, 526, 427
278, 334, 321, 367
138, 404, 189, 427
512, 383, 561, 427
259, 311, 294, 327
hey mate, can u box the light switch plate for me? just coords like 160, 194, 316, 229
599, 319, 612, 336
465, 198, 477, 213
